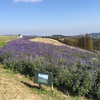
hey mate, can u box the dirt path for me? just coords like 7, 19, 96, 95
0, 65, 42, 100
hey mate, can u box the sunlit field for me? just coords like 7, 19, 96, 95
30, 37, 65, 46
0, 36, 18, 47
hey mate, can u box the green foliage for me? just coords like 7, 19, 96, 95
1, 56, 100, 99
53, 63, 99, 99
77, 36, 85, 48
97, 37, 100, 51
63, 38, 73, 46
51, 34, 100, 52
76, 34, 93, 51
63, 38, 78, 46
4, 60, 35, 77
0, 42, 7, 47
79, 35, 97, 51
84, 34, 93, 51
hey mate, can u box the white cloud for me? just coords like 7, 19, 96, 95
14, 0, 42, 3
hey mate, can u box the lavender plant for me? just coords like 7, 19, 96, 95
0, 38, 100, 99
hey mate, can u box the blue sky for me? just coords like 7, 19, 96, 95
0, 0, 100, 36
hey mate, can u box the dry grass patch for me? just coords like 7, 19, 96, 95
30, 37, 65, 46
0, 65, 41, 100
0, 36, 18, 42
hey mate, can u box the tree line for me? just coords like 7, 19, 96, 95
51, 34, 100, 52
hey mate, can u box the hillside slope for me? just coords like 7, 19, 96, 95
0, 64, 89, 100
30, 37, 65, 46
30, 37, 97, 53
0, 64, 41, 100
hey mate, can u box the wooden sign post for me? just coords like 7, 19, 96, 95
34, 69, 53, 91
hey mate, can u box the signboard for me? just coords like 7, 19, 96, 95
34, 69, 53, 86
38, 73, 48, 84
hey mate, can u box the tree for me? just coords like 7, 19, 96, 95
77, 36, 85, 48
97, 37, 100, 51
84, 34, 93, 51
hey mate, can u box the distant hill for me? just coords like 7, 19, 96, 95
71, 33, 100, 39
89, 33, 100, 38
51, 33, 100, 39
4, 34, 19, 36
51, 35, 69, 38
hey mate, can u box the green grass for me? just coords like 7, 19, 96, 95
0, 35, 18, 47
0, 42, 6, 47
30, 86, 68, 100
0, 35, 18, 42
30, 86, 90, 100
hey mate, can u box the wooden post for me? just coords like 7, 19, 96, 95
51, 82, 53, 91
39, 84, 41, 88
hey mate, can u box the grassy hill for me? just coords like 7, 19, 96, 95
0, 36, 19, 42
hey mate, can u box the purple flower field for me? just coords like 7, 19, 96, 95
0, 38, 100, 99
0, 38, 100, 68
